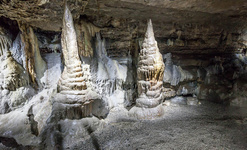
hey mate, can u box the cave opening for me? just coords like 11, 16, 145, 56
35, 29, 62, 54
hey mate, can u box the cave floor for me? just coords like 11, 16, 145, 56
78, 102, 247, 150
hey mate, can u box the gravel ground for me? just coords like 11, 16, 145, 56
73, 101, 247, 150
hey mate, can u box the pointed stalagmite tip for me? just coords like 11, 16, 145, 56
147, 19, 153, 31
143, 19, 156, 46
145, 19, 154, 38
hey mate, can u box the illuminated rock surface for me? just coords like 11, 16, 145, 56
58, 3, 87, 95
0, 0, 246, 149
129, 19, 165, 119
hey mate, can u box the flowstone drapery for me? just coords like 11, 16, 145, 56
18, 22, 46, 88
0, 32, 11, 57
129, 19, 165, 119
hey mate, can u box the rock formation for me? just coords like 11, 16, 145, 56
0, 27, 11, 57
129, 19, 165, 119
0, 26, 33, 114
0, 51, 29, 91
90, 33, 128, 117
75, 20, 100, 57
0, 0, 247, 149
56, 1, 98, 118
58, 2, 88, 95
18, 22, 46, 88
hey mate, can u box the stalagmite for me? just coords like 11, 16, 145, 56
56, 1, 98, 118
58, 2, 88, 95
129, 19, 165, 119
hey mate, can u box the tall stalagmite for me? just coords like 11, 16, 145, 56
75, 20, 100, 57
129, 19, 165, 119
57, 1, 98, 117
58, 2, 87, 95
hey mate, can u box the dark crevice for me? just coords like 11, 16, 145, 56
0, 136, 34, 149
84, 125, 100, 150
27, 105, 39, 136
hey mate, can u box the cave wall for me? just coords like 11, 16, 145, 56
0, 0, 247, 149
84, 14, 247, 105
0, 8, 247, 113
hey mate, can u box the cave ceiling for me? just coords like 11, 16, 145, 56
0, 0, 247, 31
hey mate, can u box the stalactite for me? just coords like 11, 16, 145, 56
75, 20, 100, 57
0, 35, 12, 57
18, 22, 37, 87
18, 21, 46, 88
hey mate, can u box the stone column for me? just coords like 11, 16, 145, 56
129, 19, 165, 119
56, 1, 98, 118
58, 2, 88, 95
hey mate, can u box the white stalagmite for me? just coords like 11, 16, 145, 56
129, 19, 165, 119
58, 2, 88, 95
57, 1, 98, 117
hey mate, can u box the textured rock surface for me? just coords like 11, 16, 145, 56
0, 53, 29, 91
0, 0, 89, 31
58, 3, 90, 97
1, 0, 247, 31
0, 27, 11, 57
18, 22, 47, 88
75, 19, 100, 57
129, 20, 165, 119
91, 33, 128, 109
0, 0, 247, 149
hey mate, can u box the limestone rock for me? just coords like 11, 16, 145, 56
0, 28, 12, 58
231, 79, 247, 107
18, 22, 47, 88
37, 33, 61, 53
129, 19, 165, 119
10, 33, 25, 66
163, 53, 197, 86
90, 32, 128, 109
57, 2, 99, 120
163, 88, 176, 99
92, 99, 109, 119
41, 53, 62, 88
0, 53, 29, 91
187, 97, 200, 106
176, 82, 198, 96
58, 2, 90, 96
75, 20, 100, 57
170, 96, 187, 105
